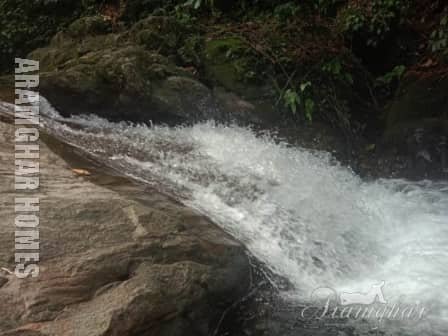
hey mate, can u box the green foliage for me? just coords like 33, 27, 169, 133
376, 64, 406, 86
174, 4, 196, 25
204, 37, 263, 94
429, 15, 448, 54
304, 97, 315, 122
283, 89, 300, 114
313, 0, 340, 16
340, 8, 366, 34
338, 0, 409, 47
178, 34, 203, 66
283, 81, 315, 122
67, 15, 112, 38
185, 0, 203, 9
174, 0, 218, 22
121, 0, 178, 22
321, 57, 353, 85
374, 64, 406, 100
183, 0, 215, 10
0, 0, 100, 74
273, 2, 300, 21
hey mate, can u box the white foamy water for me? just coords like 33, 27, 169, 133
33, 99, 448, 334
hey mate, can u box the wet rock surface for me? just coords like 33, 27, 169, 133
379, 74, 448, 179
0, 118, 250, 336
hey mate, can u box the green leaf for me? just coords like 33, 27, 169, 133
304, 98, 315, 122
194, 0, 202, 9
300, 81, 311, 92
283, 89, 300, 115
345, 73, 354, 85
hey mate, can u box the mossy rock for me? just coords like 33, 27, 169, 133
38, 46, 163, 118
203, 37, 279, 121
151, 76, 221, 122
23, 14, 276, 126
29, 28, 131, 72
66, 16, 113, 39
25, 15, 224, 125
29, 43, 80, 72
130, 16, 189, 55
204, 37, 251, 94
129, 15, 203, 67
31, 39, 219, 124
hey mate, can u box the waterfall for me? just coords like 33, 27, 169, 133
10, 98, 447, 335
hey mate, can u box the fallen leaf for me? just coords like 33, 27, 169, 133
421, 59, 437, 68
72, 168, 91, 176
1, 267, 13, 275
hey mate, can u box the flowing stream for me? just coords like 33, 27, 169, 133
5, 98, 448, 335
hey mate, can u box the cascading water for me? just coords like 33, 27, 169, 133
7, 98, 448, 335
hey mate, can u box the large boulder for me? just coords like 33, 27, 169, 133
24, 15, 267, 126
65, 15, 113, 38
0, 116, 250, 335
34, 44, 220, 124
129, 16, 189, 56
204, 37, 278, 123
27, 16, 226, 125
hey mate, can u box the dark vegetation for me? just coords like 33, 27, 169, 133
1, 0, 447, 178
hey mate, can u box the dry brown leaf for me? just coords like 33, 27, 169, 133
72, 169, 91, 176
